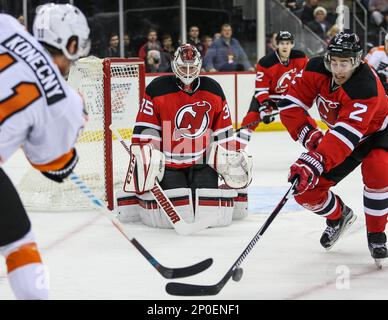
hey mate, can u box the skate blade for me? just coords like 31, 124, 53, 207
325, 214, 357, 251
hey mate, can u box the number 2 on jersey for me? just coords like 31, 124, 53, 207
0, 53, 41, 124
349, 103, 367, 122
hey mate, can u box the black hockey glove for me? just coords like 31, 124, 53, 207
41, 149, 79, 183
259, 100, 277, 124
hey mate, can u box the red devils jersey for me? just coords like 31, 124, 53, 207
237, 50, 308, 148
132, 76, 234, 168
254, 49, 308, 103
279, 57, 388, 172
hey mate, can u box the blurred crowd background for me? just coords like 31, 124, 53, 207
1, 0, 387, 73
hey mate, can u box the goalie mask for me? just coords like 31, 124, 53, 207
172, 44, 202, 86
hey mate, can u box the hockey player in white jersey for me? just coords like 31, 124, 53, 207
0, 4, 90, 299
365, 33, 388, 92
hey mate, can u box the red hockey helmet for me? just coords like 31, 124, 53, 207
171, 44, 202, 85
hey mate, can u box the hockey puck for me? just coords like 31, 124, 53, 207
232, 267, 243, 282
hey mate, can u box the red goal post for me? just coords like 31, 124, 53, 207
17, 57, 145, 211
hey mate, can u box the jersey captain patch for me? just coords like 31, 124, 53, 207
173, 101, 211, 141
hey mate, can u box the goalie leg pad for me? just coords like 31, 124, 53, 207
115, 190, 140, 223
208, 143, 253, 189
233, 188, 248, 220
138, 188, 194, 229
195, 188, 238, 227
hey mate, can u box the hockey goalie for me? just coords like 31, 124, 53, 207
115, 44, 253, 229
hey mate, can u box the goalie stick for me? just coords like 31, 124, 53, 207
69, 172, 213, 279
109, 126, 218, 236
165, 180, 297, 295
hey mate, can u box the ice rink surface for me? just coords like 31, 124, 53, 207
1, 132, 387, 300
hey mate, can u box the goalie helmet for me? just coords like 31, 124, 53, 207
33, 3, 90, 61
324, 30, 363, 72
171, 44, 202, 86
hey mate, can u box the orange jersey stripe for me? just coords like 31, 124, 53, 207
6, 243, 42, 273
31, 148, 75, 172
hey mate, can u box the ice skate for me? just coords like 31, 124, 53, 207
320, 204, 357, 250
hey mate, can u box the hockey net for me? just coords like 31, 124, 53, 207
17, 57, 145, 211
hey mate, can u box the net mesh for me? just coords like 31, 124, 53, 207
17, 57, 142, 211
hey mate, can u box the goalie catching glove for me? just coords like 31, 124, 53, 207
124, 143, 165, 193
208, 143, 253, 189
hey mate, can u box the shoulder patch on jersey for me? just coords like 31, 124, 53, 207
146, 75, 180, 98
305, 56, 331, 76
290, 50, 306, 59
198, 76, 226, 101
258, 52, 279, 68
342, 63, 378, 99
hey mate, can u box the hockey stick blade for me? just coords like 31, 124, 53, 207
166, 181, 297, 295
69, 173, 213, 279
131, 238, 213, 278
110, 125, 218, 235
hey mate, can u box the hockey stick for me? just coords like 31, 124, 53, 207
235, 112, 279, 134
109, 126, 218, 236
165, 180, 297, 295
69, 172, 213, 278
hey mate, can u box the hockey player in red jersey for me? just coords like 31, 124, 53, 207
0, 4, 90, 299
116, 44, 252, 229
237, 31, 309, 147
278, 31, 388, 264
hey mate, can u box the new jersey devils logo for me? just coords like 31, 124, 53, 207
173, 101, 211, 140
315, 95, 340, 126
276, 68, 296, 93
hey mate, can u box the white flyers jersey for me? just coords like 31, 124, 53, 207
0, 14, 86, 171
365, 46, 388, 77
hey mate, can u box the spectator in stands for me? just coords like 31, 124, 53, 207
285, 0, 305, 17
161, 34, 175, 59
326, 24, 340, 44
301, 0, 319, 25
369, 0, 388, 26
104, 33, 120, 57
188, 26, 204, 55
160, 34, 174, 72
138, 29, 162, 64
145, 49, 171, 73
379, 9, 388, 31
203, 23, 254, 72
266, 32, 278, 54
307, 6, 332, 41
201, 35, 213, 57
213, 32, 221, 41
124, 33, 136, 58
17, 15, 25, 25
